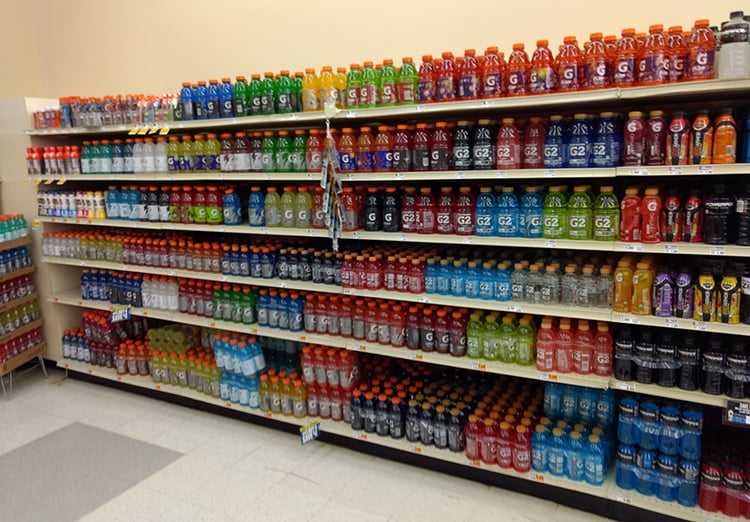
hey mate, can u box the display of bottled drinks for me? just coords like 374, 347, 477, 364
62, 310, 149, 367
615, 395, 703, 507
614, 326, 750, 399
699, 435, 750, 517
0, 247, 32, 276
0, 327, 43, 365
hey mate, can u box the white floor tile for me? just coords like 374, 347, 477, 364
79, 485, 178, 522
239, 483, 328, 521
137, 453, 227, 498
160, 502, 225, 522
312, 500, 390, 522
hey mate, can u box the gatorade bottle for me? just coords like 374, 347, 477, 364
418, 55, 437, 103
614, 28, 639, 86
542, 186, 567, 239
641, 187, 662, 243
334, 67, 347, 109
623, 111, 646, 166
530, 40, 557, 93
290, 130, 307, 173
179, 82, 194, 120
495, 118, 521, 170
430, 122, 451, 171
619, 187, 642, 242
520, 186, 544, 238
639, 25, 668, 85
393, 125, 412, 171
506, 43, 530, 96
318, 66, 336, 108
204, 133, 220, 172
275, 131, 292, 172
666, 112, 690, 165
356, 127, 375, 172
713, 109, 737, 164
193, 81, 208, 119
436, 52, 457, 101
206, 79, 221, 118
473, 119, 494, 170
522, 117, 545, 168
396, 57, 418, 104
295, 187, 312, 228
264, 187, 281, 227
645, 110, 667, 165
631, 262, 654, 315
567, 186, 593, 239
302, 68, 320, 112
690, 110, 713, 164
219, 77, 234, 117
374, 126, 394, 171
346, 64, 362, 108
544, 115, 567, 168
613, 259, 635, 312
360, 62, 378, 108
688, 19, 716, 80
306, 129, 324, 173
206, 186, 222, 225
567, 114, 593, 168
233, 76, 248, 116
475, 187, 497, 236
247, 74, 262, 115
259, 72, 276, 115
280, 186, 297, 228
593, 186, 619, 241
413, 123, 431, 171
584, 33, 612, 89
482, 47, 506, 98
379, 59, 398, 106
557, 36, 583, 91
416, 188, 436, 234
338, 128, 356, 172
496, 187, 519, 237
459, 49, 479, 99
592, 112, 621, 168
454, 186, 475, 235
276, 70, 294, 113
666, 26, 688, 82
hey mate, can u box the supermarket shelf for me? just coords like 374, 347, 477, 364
340, 230, 611, 251
611, 379, 733, 408
611, 312, 750, 337
37, 217, 331, 238
26, 111, 328, 137
340, 168, 616, 182
0, 318, 43, 344
0, 265, 35, 285
613, 241, 750, 256
0, 292, 38, 315
58, 358, 721, 522
0, 235, 31, 253
1, 342, 45, 376
29, 171, 324, 183
618, 77, 750, 102
616, 164, 750, 177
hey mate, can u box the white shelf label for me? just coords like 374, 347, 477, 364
698, 165, 714, 174
664, 319, 679, 328
543, 170, 556, 178
407, 353, 424, 361
709, 246, 726, 256
351, 231, 361, 239
544, 240, 557, 248
619, 315, 640, 325
415, 106, 425, 113
462, 237, 474, 244
467, 362, 487, 371
615, 381, 636, 392
495, 170, 507, 178
692, 321, 707, 331
417, 296, 431, 303
453, 171, 465, 179
628, 168, 649, 176
663, 244, 679, 254
612, 491, 632, 504
397, 234, 407, 241
345, 111, 356, 118
624, 243, 644, 252
394, 172, 405, 180
667, 166, 683, 175
505, 304, 522, 313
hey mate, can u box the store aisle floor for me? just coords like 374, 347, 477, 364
1, 369, 611, 522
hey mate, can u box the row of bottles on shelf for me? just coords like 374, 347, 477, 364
26, 107, 747, 178
0, 327, 43, 364
0, 247, 32, 276
615, 395, 703, 507
699, 438, 750, 517
62, 310, 148, 367
0, 215, 29, 242
615, 326, 750, 399
0, 273, 35, 307
42, 11, 750, 131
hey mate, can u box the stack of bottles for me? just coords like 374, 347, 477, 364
0, 247, 31, 277
114, 339, 151, 377
615, 396, 703, 506
215, 331, 267, 408
62, 310, 148, 367
299, 346, 359, 421
699, 437, 750, 517
533, 383, 616, 485
37, 190, 106, 220
0, 215, 29, 242
614, 327, 750, 398
0, 273, 35, 308
533, 318, 613, 375
148, 325, 221, 397
0, 327, 43, 365
26, 146, 82, 176
261, 337, 303, 375
36, 93, 178, 130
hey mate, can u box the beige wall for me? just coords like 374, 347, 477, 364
4, 0, 742, 99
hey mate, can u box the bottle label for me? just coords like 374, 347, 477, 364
506, 70, 528, 95
167, 155, 179, 172
359, 85, 377, 106
638, 53, 668, 83
396, 81, 415, 103
418, 79, 435, 102
235, 153, 251, 172
430, 147, 449, 170
261, 152, 274, 171
436, 77, 455, 100
250, 96, 262, 114
530, 67, 557, 92
206, 100, 219, 118
472, 144, 494, 169
585, 59, 610, 88
558, 64, 581, 90
376, 150, 393, 171
459, 75, 479, 99
275, 151, 291, 171
614, 56, 637, 84
393, 148, 411, 170
455, 212, 474, 234
668, 53, 686, 82
543, 143, 565, 168
689, 50, 715, 78
453, 145, 471, 169
206, 154, 219, 171
221, 99, 233, 117
277, 92, 292, 112
482, 72, 503, 97
380, 83, 397, 105
413, 149, 430, 170
302, 89, 319, 110
357, 151, 375, 171
346, 87, 359, 108
339, 152, 355, 171
307, 151, 322, 172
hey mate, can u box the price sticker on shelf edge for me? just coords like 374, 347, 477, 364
299, 419, 321, 445
111, 304, 131, 323
698, 165, 713, 175
615, 381, 636, 392
725, 401, 750, 428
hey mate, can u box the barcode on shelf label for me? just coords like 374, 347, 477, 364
664, 244, 679, 254
543, 170, 556, 177
408, 444, 423, 454
408, 353, 424, 361
692, 321, 707, 331
665, 319, 679, 328
351, 232, 361, 239
544, 240, 557, 248
619, 315, 640, 324
417, 296, 430, 303
615, 381, 636, 392
536, 373, 559, 382
667, 166, 683, 175
465, 459, 481, 467
397, 234, 407, 241
453, 171, 465, 179
709, 246, 726, 255
495, 170, 507, 178
528, 473, 545, 482
468, 362, 487, 371
629, 168, 648, 175
394, 172, 405, 180
698, 165, 714, 174
624, 243, 644, 252
462, 237, 473, 244
613, 492, 632, 504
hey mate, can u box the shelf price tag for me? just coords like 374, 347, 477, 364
394, 172, 405, 180
453, 171, 465, 179
544, 240, 557, 248
536, 373, 559, 382
664, 319, 679, 328
698, 165, 713, 175
468, 362, 486, 371
628, 168, 648, 176
464, 459, 481, 467
624, 243, 644, 252
543, 170, 556, 177
299, 419, 321, 445
495, 170, 507, 178
618, 315, 640, 325
111, 304, 131, 323
408, 353, 424, 361
691, 321, 707, 331
709, 246, 726, 256
56, 178, 67, 185
615, 381, 636, 392
408, 444, 423, 454
528, 473, 545, 482
667, 166, 683, 175
612, 492, 632, 505
462, 237, 474, 244
663, 244, 679, 254
417, 296, 430, 304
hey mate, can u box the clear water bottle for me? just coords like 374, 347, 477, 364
524, 264, 543, 303
511, 262, 527, 301
541, 265, 560, 304
576, 266, 599, 307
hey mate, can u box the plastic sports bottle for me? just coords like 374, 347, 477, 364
346, 64, 362, 108
567, 114, 593, 168
495, 118, 521, 170
620, 187, 642, 242
519, 186, 544, 238
302, 68, 320, 112
356, 127, 375, 172
666, 26, 688, 83
397, 57, 418, 104
379, 59, 398, 106
435, 52, 457, 101
543, 115, 567, 168
584, 33, 611, 89
264, 187, 281, 227
458, 49, 479, 99
557, 36, 583, 91
219, 77, 234, 117
614, 28, 638, 86
592, 112, 620, 168
482, 46, 506, 98
506, 43, 530, 96
542, 186, 567, 239
639, 25, 668, 85
206, 79, 221, 118
360, 62, 378, 108
473, 119, 494, 170
475, 187, 496, 236
641, 187, 662, 243
496, 187, 519, 237
430, 122, 451, 171
567, 186, 593, 240
593, 186, 619, 241
688, 19, 716, 80
530, 40, 557, 93
522, 117, 545, 169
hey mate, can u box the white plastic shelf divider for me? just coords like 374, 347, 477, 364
30, 171, 324, 183
340, 168, 616, 182
38, 217, 331, 238
57, 358, 733, 522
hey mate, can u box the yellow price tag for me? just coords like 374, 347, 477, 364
33, 179, 42, 185
128, 128, 138, 135
137, 127, 149, 136
32, 219, 40, 228
23, 179, 30, 184
148, 127, 159, 135
44, 178, 54, 185
56, 179, 66, 185
158, 127, 170, 135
